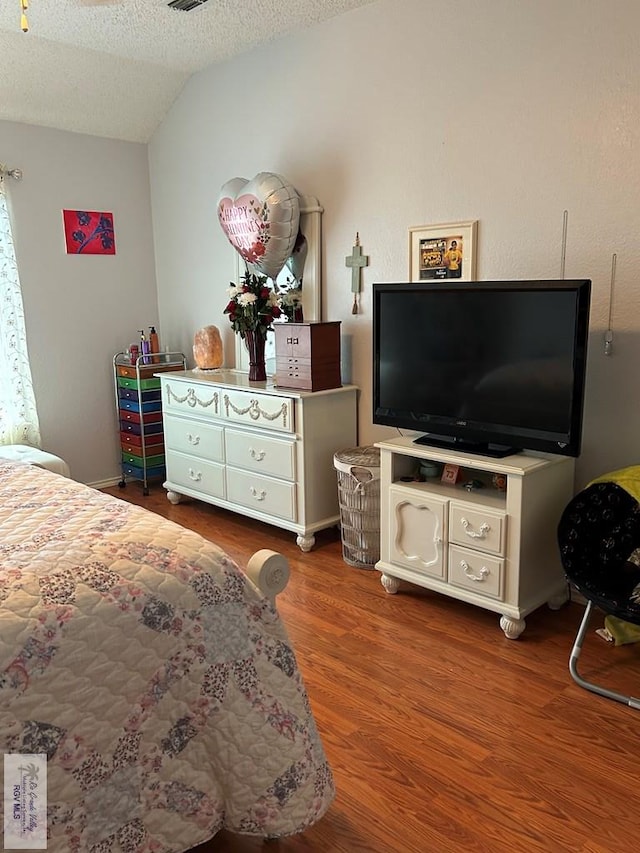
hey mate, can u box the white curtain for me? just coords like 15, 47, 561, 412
0, 174, 41, 447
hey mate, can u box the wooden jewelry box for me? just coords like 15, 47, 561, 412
274, 321, 342, 391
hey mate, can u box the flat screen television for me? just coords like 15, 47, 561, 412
373, 280, 591, 458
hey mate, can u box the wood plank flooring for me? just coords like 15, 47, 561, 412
103, 482, 640, 853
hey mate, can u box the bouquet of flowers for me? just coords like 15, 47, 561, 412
224, 270, 282, 338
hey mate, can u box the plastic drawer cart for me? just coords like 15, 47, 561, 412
334, 445, 381, 568
113, 351, 186, 494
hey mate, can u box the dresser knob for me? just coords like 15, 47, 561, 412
460, 518, 490, 539
249, 486, 267, 501
460, 559, 489, 582
249, 447, 266, 462
188, 468, 202, 482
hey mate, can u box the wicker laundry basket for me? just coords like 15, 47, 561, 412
333, 446, 381, 569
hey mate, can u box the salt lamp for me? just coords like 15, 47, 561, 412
193, 325, 223, 369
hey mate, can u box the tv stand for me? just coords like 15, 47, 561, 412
375, 437, 574, 638
413, 433, 521, 459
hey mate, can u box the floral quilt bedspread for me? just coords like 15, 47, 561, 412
0, 461, 334, 852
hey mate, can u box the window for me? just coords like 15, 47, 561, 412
0, 173, 41, 447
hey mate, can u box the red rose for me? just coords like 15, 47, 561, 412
260, 287, 271, 298
272, 305, 282, 318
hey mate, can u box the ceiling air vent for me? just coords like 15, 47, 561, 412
167, 0, 209, 11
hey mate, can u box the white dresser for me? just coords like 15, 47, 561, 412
158, 370, 358, 551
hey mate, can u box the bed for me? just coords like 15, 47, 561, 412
0, 460, 334, 851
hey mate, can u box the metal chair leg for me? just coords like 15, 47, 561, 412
569, 599, 640, 709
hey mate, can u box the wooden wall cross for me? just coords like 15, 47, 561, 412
345, 232, 369, 314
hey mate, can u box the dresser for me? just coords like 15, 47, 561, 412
158, 370, 358, 551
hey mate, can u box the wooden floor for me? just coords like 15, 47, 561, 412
104, 482, 640, 853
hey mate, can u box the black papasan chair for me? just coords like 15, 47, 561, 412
558, 466, 640, 708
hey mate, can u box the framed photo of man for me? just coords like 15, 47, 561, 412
409, 220, 478, 282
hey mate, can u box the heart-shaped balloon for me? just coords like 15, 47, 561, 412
217, 172, 300, 281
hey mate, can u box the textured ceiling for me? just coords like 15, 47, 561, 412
0, 0, 377, 142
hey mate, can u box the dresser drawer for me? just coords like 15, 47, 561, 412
449, 502, 507, 556
274, 361, 341, 392
163, 380, 222, 419
226, 468, 296, 521
448, 544, 505, 601
225, 428, 295, 480
222, 390, 294, 433
164, 414, 224, 462
165, 451, 225, 499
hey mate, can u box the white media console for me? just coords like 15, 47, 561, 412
375, 437, 575, 638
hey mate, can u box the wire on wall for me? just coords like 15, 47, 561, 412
604, 253, 617, 356
560, 210, 568, 279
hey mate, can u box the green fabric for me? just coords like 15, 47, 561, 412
589, 465, 640, 505
604, 614, 640, 646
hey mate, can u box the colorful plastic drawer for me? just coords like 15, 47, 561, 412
119, 399, 162, 414
117, 364, 159, 380
118, 387, 162, 403
121, 462, 166, 481
119, 419, 164, 436
120, 431, 164, 449
119, 410, 163, 426
121, 451, 165, 468
117, 376, 161, 391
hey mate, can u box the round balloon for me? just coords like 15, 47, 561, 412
217, 172, 300, 281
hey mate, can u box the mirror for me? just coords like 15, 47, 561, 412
235, 196, 323, 375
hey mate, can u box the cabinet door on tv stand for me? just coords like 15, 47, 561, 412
388, 488, 447, 580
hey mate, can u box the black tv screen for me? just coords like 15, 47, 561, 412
373, 280, 591, 457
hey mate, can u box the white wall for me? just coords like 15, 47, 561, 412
149, 0, 640, 489
1, 121, 159, 484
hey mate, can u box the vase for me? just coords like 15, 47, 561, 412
244, 329, 267, 381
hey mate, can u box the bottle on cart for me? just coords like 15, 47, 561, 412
139, 329, 151, 364
149, 326, 160, 364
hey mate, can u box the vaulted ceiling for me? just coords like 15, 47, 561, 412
0, 0, 377, 142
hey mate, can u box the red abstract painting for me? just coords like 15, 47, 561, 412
63, 209, 116, 254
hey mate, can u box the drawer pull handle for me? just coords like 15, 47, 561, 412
187, 433, 200, 446
249, 486, 267, 501
460, 518, 490, 539
460, 559, 489, 582
286, 337, 299, 345
249, 447, 266, 462
188, 468, 202, 482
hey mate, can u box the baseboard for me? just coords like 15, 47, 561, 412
88, 477, 121, 490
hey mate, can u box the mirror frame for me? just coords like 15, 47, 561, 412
235, 195, 323, 375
